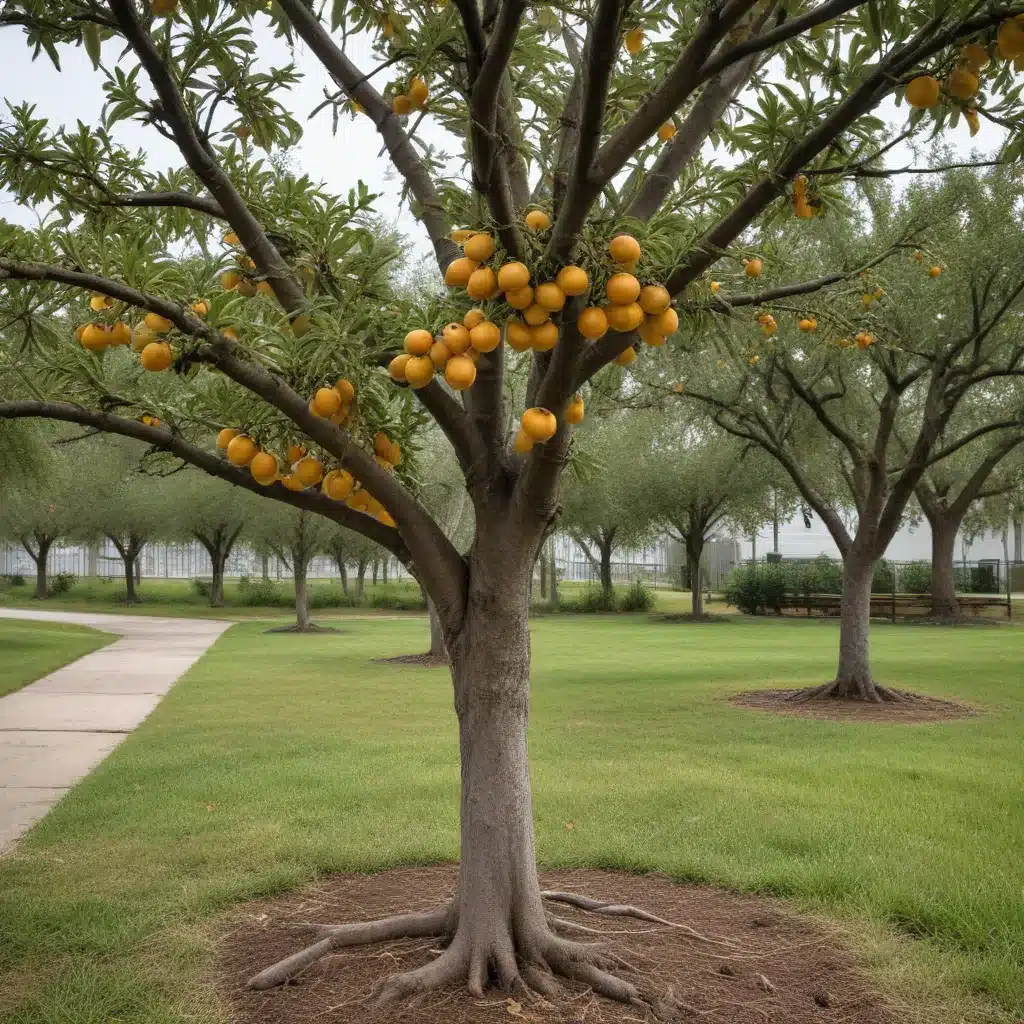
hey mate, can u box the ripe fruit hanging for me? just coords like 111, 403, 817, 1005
444, 257, 478, 287
250, 452, 278, 485
523, 303, 550, 326
462, 308, 485, 330
389, 353, 412, 381
335, 378, 356, 404
223, 230, 240, 246
324, 469, 354, 501
405, 355, 435, 388
639, 285, 670, 315
151, 0, 179, 16
524, 210, 551, 231
429, 340, 451, 368
638, 318, 665, 346
191, 300, 209, 317
506, 320, 533, 351
287, 444, 307, 464
906, 75, 940, 109
961, 42, 988, 71
625, 28, 644, 56
965, 108, 980, 136
534, 282, 566, 311
521, 407, 557, 442
577, 306, 608, 340
296, 457, 324, 486
513, 428, 534, 454
217, 428, 240, 449
470, 320, 501, 352
392, 94, 412, 116
615, 346, 637, 366
443, 322, 471, 354
405, 329, 434, 355
312, 387, 342, 417
144, 312, 172, 333
463, 233, 496, 262
997, 17, 1024, 59
565, 394, 585, 425
606, 273, 641, 305
710, 281, 721, 293
226, 434, 258, 466
798, 317, 817, 332
856, 331, 875, 349
505, 285, 534, 310
409, 78, 429, 109
89, 293, 112, 312
531, 322, 559, 351
467, 266, 499, 301
140, 341, 173, 371
606, 302, 644, 332
498, 261, 530, 292
657, 121, 676, 141
555, 266, 589, 296
451, 228, 474, 243
445, 355, 477, 390
608, 235, 641, 264
948, 66, 979, 100
235, 279, 257, 298
221, 270, 241, 290
744, 258, 762, 278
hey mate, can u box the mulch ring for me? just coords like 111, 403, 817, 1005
218, 865, 892, 1023
731, 689, 975, 724
373, 653, 449, 668
264, 624, 345, 635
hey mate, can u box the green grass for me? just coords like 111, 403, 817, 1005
0, 619, 115, 697
1, 615, 1022, 1022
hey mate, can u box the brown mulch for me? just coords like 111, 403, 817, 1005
373, 653, 449, 667
264, 624, 346, 634
218, 866, 892, 1023
731, 689, 975, 724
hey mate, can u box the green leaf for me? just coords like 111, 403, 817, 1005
82, 24, 102, 70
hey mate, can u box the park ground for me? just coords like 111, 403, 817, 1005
0, 609, 1022, 1023
0, 617, 115, 698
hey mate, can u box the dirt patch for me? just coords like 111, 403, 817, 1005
731, 689, 975, 724
373, 653, 449, 668
264, 624, 346, 635
656, 613, 733, 624
218, 865, 892, 1023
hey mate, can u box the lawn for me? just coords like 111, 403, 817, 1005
0, 614, 1021, 1023
0, 618, 115, 698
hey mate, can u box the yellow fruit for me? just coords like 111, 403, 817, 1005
470, 320, 502, 352
655, 307, 679, 336
250, 452, 278, 484
761, 322, 777, 336
151, 0, 178, 16
226, 434, 258, 466
216, 428, 240, 450
81, 324, 108, 350
375, 455, 393, 471
382, 17, 394, 38
505, 284, 534, 310
463, 233, 496, 262
905, 74, 940, 109
961, 42, 989, 72
222, 326, 239, 342
523, 303, 550, 326
191, 300, 209, 317
555, 265, 589, 296
744, 258, 763, 278
710, 281, 721, 293
637, 317, 665, 346
392, 94, 413, 116
609, 234, 641, 264
506, 320, 533, 351
287, 444, 307, 464
221, 270, 241, 291
467, 266, 499, 301
235, 279, 257, 298
639, 284, 671, 315
389, 353, 412, 381
534, 282, 566, 311
74, 325, 86, 343
497, 261, 531, 292
282, 474, 305, 492
798, 318, 816, 332
442, 322, 471, 355
513, 428, 534, 454
312, 387, 342, 417
296, 457, 324, 486
140, 341, 173, 371
405, 355, 435, 388
524, 210, 551, 231
106, 321, 130, 346
657, 121, 676, 141
428, 339, 451, 368
445, 257, 479, 289
378, 511, 397, 528
577, 306, 608, 340
223, 231, 240, 246
257, 280, 274, 296
334, 378, 356, 404
451, 228, 474, 243
409, 77, 429, 109
614, 346, 637, 367
625, 28, 644, 56
997, 17, 1024, 59
445, 355, 477, 389
565, 394, 585, 425
324, 470, 354, 501
374, 432, 392, 459
237, 254, 256, 270
89, 293, 112, 312
405, 328, 434, 355
331, 407, 350, 427
929, 266, 942, 278
965, 108, 980, 136
389, 441, 401, 465
531, 322, 559, 351
606, 272, 641, 305
605, 302, 645, 333
462, 308, 485, 330
521, 407, 557, 442
144, 312, 172, 333
856, 331, 875, 350
948, 66, 979, 100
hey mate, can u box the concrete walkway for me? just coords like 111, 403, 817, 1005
0, 608, 230, 853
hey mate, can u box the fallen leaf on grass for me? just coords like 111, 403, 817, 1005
564, 821, 575, 830
756, 973, 776, 994
506, 998, 522, 1015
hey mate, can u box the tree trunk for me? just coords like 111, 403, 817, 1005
427, 598, 446, 659
382, 558, 389, 584
598, 538, 613, 600
686, 537, 704, 617
261, 552, 270, 580
124, 554, 137, 603
1014, 518, 1022, 563
294, 560, 310, 630
372, 558, 379, 586
210, 555, 226, 608
356, 559, 367, 599
548, 550, 559, 608
929, 515, 960, 619
338, 560, 348, 594
539, 553, 547, 599
832, 554, 879, 698
26, 535, 52, 599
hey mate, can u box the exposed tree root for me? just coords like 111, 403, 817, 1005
785, 679, 916, 703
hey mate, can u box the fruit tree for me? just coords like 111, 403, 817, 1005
3, 0, 1024, 1010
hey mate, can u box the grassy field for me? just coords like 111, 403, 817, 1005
0, 618, 115, 698
0, 614, 1021, 1023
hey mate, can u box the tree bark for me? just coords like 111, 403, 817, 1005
382, 558, 389, 584
124, 554, 137, 603
598, 533, 614, 601
372, 558, 379, 586
338, 560, 348, 594
24, 534, 53, 599
548, 549, 559, 608
539, 553, 547, 600
686, 536, 704, 618
1014, 518, 1022, 563
833, 554, 878, 698
261, 552, 270, 580
356, 558, 368, 599
210, 555, 226, 607
294, 559, 310, 630
427, 598, 446, 659
928, 514, 960, 619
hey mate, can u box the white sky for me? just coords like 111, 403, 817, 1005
0, 21, 1007, 251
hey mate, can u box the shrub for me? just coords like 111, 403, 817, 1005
872, 560, 894, 593
619, 578, 654, 612
368, 589, 426, 610
6, 573, 25, 586
723, 565, 765, 614
47, 572, 77, 596
237, 575, 287, 606
761, 564, 788, 613
897, 561, 931, 594
191, 577, 212, 598
309, 585, 360, 609
554, 586, 619, 613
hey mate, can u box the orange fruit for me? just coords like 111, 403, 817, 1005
152, 0, 178, 16
140, 341, 173, 371
463, 233, 496, 262
235, 279, 257, 298
578, 307, 608, 339
451, 228, 474, 243
287, 444, 307, 463
657, 121, 676, 141
638, 317, 665, 346
445, 355, 477, 389
565, 394, 585, 425
534, 282, 566, 311
443, 322, 471, 354
625, 27, 643, 56
929, 266, 942, 278
404, 329, 434, 355
614, 346, 637, 366
109, 321, 132, 346
905, 75, 940, 108
226, 434, 258, 466
506, 320, 533, 351
462, 308, 485, 330
216, 428, 240, 449
405, 355, 435, 388
513, 428, 534, 454
221, 270, 241, 290
555, 265, 589, 296
250, 451, 278, 484
222, 326, 239, 342
531, 322, 559, 351
282, 474, 305, 492
470, 320, 501, 352
997, 17, 1024, 59
710, 281, 721, 293
389, 353, 412, 381
497, 261, 531, 292
388, 441, 401, 465
798, 318, 816, 332
743, 258, 763, 278
639, 284, 671, 314
191, 300, 209, 317
606, 273, 641, 305
961, 42, 988, 71
608, 234, 641, 264
444, 257, 479, 287
429, 339, 451, 368
334, 378, 355, 403
521, 407, 557, 442
409, 77, 429, 109
655, 307, 679, 335
223, 231, 240, 246
144, 312, 172, 333
392, 94, 413, 116
505, 284, 534, 310
606, 302, 644, 332
296, 457, 324, 486
947, 66, 979, 99
374, 432, 392, 459
467, 265, 499, 301
523, 303, 550, 326
524, 210, 551, 231
89, 293, 112, 312
312, 387, 342, 417
324, 470, 354, 501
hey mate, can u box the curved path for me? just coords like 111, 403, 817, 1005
0, 608, 230, 852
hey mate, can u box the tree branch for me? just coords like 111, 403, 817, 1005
103, 190, 226, 218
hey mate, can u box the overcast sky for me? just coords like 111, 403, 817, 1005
0, 21, 1007, 255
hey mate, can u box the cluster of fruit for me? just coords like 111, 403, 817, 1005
391, 78, 429, 115
791, 175, 817, 219
388, 313, 495, 391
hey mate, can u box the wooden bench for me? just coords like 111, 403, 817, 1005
775, 593, 1011, 620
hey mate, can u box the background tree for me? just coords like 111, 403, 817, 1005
3, 0, 1024, 1009
325, 526, 382, 600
